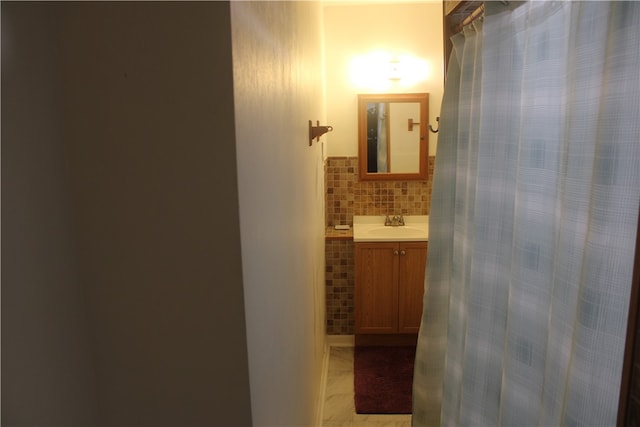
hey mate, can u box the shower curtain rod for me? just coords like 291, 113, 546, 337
453, 3, 484, 34
452, 0, 512, 34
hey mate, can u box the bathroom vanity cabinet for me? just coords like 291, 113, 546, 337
354, 241, 427, 336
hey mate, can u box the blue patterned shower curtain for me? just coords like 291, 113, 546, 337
412, 2, 640, 426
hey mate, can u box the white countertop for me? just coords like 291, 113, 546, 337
353, 215, 429, 242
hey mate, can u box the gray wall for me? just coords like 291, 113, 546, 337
2, 3, 252, 426
1, 4, 99, 424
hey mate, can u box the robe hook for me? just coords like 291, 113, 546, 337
428, 117, 440, 133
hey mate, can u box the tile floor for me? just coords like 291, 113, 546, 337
322, 346, 412, 427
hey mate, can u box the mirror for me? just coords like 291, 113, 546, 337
358, 93, 429, 181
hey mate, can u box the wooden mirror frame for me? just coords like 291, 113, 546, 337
357, 93, 429, 181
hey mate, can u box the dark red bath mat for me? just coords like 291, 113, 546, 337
354, 346, 416, 414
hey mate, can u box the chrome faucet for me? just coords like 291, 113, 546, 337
384, 214, 405, 226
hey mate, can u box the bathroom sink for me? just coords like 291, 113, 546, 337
353, 215, 428, 242
366, 226, 426, 237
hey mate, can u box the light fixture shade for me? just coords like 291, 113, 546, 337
388, 59, 402, 81
349, 51, 430, 90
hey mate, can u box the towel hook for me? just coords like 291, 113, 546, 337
428, 117, 439, 133
309, 120, 333, 146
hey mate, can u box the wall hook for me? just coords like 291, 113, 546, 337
428, 117, 440, 133
309, 120, 333, 146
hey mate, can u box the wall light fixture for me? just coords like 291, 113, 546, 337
349, 51, 430, 90
388, 59, 402, 81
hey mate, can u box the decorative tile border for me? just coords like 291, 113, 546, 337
325, 157, 434, 227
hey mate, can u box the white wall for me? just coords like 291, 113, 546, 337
230, 2, 328, 426
324, 2, 444, 157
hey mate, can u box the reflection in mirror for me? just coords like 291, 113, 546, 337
358, 93, 428, 181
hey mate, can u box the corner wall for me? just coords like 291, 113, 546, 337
230, 2, 328, 426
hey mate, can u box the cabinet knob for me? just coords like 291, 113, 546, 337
394, 250, 399, 255
400, 250, 406, 256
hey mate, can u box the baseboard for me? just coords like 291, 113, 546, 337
326, 334, 355, 347
316, 338, 331, 426
317, 335, 354, 424
354, 333, 417, 347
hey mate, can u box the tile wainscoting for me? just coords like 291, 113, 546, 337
324, 156, 434, 335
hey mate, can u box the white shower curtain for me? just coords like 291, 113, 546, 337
413, 2, 640, 426
377, 102, 388, 173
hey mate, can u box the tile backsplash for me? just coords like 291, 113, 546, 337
325, 156, 434, 227
324, 156, 434, 335
325, 238, 354, 335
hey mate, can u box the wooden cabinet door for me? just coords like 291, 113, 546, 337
398, 242, 427, 333
355, 242, 399, 334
